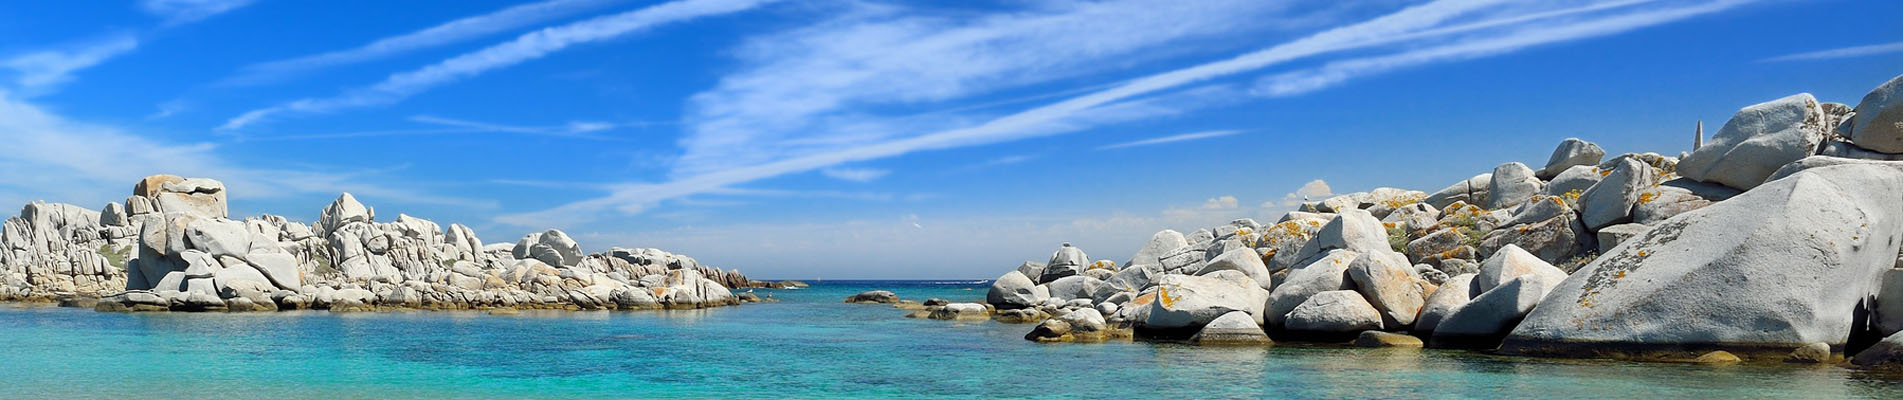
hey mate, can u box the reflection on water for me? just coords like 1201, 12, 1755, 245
0, 282, 1898, 398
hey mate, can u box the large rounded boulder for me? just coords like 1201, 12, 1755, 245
1502, 163, 1903, 357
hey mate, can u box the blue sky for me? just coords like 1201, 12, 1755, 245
2, 0, 1899, 279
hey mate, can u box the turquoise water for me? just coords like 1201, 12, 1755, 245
2, 280, 1899, 399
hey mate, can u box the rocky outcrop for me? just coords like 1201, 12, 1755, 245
0, 175, 765, 313
1678, 93, 1829, 190
1502, 163, 1903, 357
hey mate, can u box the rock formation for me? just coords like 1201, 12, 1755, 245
974, 73, 1903, 368
0, 175, 774, 312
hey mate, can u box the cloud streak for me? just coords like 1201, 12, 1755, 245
497, 0, 1757, 228
1096, 129, 1244, 151
223, 0, 623, 86
1759, 41, 1903, 63
220, 0, 779, 130
140, 0, 254, 25
2, 35, 138, 95
0, 91, 492, 214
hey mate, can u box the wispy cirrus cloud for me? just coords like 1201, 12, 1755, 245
0, 90, 493, 214
1095, 129, 1244, 151
223, 0, 625, 86
672, 0, 1337, 177
1758, 41, 1903, 63
820, 167, 890, 183
1254, 0, 1755, 98
2, 34, 138, 95
220, 0, 780, 131
140, 0, 254, 25
496, 0, 1762, 228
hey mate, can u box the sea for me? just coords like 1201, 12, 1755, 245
1, 280, 1898, 399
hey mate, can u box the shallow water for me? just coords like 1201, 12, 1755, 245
1, 281, 1898, 399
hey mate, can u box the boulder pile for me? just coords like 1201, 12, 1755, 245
2, 174, 777, 312
976, 73, 1903, 369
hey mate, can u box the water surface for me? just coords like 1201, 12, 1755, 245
1, 280, 1897, 398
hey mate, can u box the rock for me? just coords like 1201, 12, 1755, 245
1579, 157, 1660, 230
1014, 261, 1047, 281
1041, 243, 1089, 283
1486, 162, 1542, 210
154, 178, 228, 218
1694, 350, 1742, 365
1473, 244, 1567, 295
1025, 319, 1072, 342
1537, 138, 1606, 179
1197, 248, 1273, 291
1092, 266, 1155, 303
1287, 209, 1390, 266
1478, 202, 1588, 264
1678, 93, 1829, 190
987, 271, 1043, 309
1786, 343, 1832, 364
1404, 229, 1465, 264
1045, 275, 1101, 301
184, 218, 251, 258
316, 193, 373, 236
514, 229, 583, 267
996, 308, 1049, 324
1878, 268, 1903, 337
1056, 308, 1107, 336
1348, 251, 1430, 328
1852, 330, 1903, 369
1414, 273, 1475, 334
928, 303, 991, 320
1264, 249, 1358, 327
1188, 311, 1271, 345
1381, 203, 1440, 235
1542, 165, 1603, 198
1354, 331, 1424, 348
1593, 223, 1650, 254
1503, 164, 1903, 357
1820, 141, 1903, 160
1631, 179, 1738, 225
1848, 74, 1903, 152
1285, 290, 1383, 333
1142, 274, 1267, 329
1432, 274, 1559, 349
1126, 230, 1188, 269
1424, 173, 1492, 210
845, 290, 899, 304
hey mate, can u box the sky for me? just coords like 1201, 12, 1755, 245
1, 0, 1899, 279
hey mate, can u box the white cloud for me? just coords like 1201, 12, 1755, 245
408, 115, 620, 138
1759, 41, 1903, 63
1274, 179, 1334, 207
1254, 0, 1756, 98
0, 90, 493, 217
2, 35, 138, 95
673, 0, 1326, 176
498, 0, 1756, 228
140, 0, 254, 24
1203, 195, 1240, 210
1096, 129, 1244, 151
223, 0, 623, 86
220, 0, 779, 130
820, 167, 890, 183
